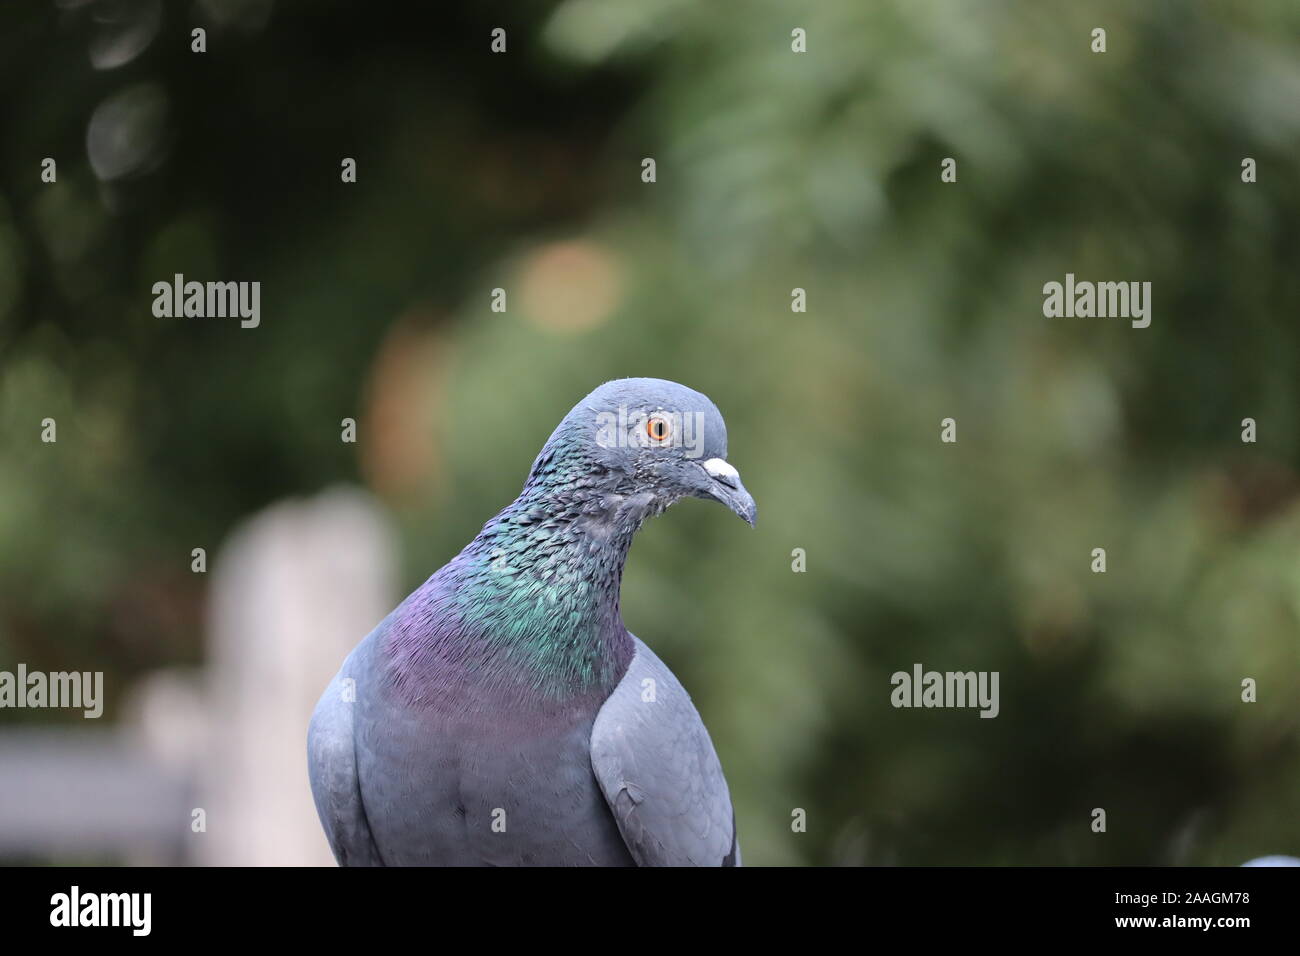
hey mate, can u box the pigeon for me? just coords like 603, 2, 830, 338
1241, 856, 1300, 866
308, 378, 754, 866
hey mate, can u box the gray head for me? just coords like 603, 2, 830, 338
1241, 855, 1300, 867
530, 377, 756, 527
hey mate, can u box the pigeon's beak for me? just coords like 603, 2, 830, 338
699, 458, 757, 527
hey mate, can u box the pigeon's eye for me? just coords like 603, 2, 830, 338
646, 415, 671, 444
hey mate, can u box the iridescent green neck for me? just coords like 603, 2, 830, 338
450, 447, 641, 696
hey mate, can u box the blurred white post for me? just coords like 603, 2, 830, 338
196, 486, 396, 866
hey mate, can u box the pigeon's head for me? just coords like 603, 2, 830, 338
532, 377, 756, 527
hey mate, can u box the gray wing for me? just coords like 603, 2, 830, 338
590, 636, 739, 866
307, 663, 385, 866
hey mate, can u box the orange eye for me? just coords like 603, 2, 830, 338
646, 416, 671, 443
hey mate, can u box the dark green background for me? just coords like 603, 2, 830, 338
2, 0, 1298, 865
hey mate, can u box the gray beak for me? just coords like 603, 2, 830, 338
699, 457, 756, 527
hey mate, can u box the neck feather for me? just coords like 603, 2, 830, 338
390, 466, 645, 701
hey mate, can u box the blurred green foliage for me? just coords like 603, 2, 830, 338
3, 0, 1300, 865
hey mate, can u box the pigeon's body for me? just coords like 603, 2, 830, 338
309, 378, 753, 866
311, 623, 637, 866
